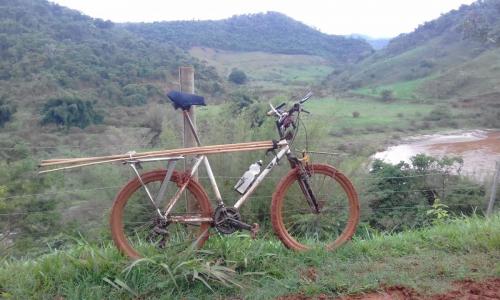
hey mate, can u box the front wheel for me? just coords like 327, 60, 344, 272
271, 164, 360, 251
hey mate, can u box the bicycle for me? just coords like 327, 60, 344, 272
110, 91, 360, 259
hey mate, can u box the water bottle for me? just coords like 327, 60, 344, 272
234, 160, 263, 194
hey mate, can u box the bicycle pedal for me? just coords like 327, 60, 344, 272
250, 223, 260, 239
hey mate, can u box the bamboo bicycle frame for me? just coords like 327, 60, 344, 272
126, 111, 291, 224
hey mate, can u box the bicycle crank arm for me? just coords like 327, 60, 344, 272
228, 218, 253, 230
228, 218, 260, 238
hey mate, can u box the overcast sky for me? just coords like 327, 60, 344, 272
51, 0, 476, 38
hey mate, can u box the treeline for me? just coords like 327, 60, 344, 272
123, 12, 373, 63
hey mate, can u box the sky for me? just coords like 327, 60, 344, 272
50, 0, 476, 38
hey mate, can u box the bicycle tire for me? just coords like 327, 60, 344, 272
110, 169, 212, 259
271, 164, 359, 251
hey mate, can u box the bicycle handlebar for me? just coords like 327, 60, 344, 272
266, 92, 313, 117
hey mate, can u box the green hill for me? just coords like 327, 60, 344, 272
122, 12, 373, 63
330, 0, 500, 100
0, 0, 222, 126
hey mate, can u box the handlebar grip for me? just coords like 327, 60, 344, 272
275, 102, 286, 110
267, 102, 287, 116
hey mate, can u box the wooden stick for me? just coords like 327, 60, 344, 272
40, 141, 273, 167
39, 141, 280, 173
41, 140, 271, 164
40, 143, 271, 168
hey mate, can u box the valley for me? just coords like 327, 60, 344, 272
0, 0, 499, 298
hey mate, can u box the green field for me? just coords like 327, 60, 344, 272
353, 78, 428, 100
307, 97, 434, 129
189, 47, 334, 91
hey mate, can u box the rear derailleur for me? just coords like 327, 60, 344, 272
213, 205, 259, 238
148, 216, 170, 248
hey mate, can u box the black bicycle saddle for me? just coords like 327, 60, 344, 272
167, 90, 206, 110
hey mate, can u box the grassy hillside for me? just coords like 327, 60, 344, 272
329, 0, 500, 101
123, 12, 373, 63
189, 47, 335, 94
1, 214, 498, 299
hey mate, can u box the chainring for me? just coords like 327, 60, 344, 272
213, 206, 241, 234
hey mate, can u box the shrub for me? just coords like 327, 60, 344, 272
380, 89, 394, 102
120, 84, 148, 106
41, 97, 103, 129
228, 69, 248, 85
367, 154, 484, 231
425, 106, 452, 121
352, 111, 360, 118
0, 98, 15, 127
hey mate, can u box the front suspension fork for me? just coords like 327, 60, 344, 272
297, 165, 320, 213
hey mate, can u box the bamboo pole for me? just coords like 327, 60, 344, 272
39, 141, 279, 173
40, 141, 273, 167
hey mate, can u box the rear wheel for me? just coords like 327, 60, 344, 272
271, 164, 359, 251
110, 170, 212, 259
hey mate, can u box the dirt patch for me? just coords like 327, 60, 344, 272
277, 294, 331, 300
276, 278, 500, 300
428, 278, 500, 300
341, 278, 500, 300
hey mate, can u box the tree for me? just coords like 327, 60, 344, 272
380, 89, 394, 102
41, 97, 103, 129
0, 98, 15, 127
228, 68, 248, 84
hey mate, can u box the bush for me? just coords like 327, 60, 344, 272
228, 92, 254, 114
41, 97, 103, 129
228, 69, 248, 84
352, 111, 360, 118
366, 154, 484, 231
380, 89, 394, 102
0, 98, 15, 127
119, 84, 148, 106
425, 106, 452, 121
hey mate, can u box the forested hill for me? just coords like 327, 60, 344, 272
330, 0, 500, 100
0, 0, 222, 110
122, 12, 373, 63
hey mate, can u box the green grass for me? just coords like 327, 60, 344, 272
189, 47, 334, 90
306, 97, 434, 131
1, 214, 499, 299
354, 78, 428, 100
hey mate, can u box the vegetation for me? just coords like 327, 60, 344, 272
0, 98, 15, 127
1, 214, 498, 298
228, 68, 248, 85
0, 0, 223, 118
329, 0, 500, 103
123, 12, 373, 63
1, 1, 499, 297
380, 89, 394, 102
366, 154, 484, 231
41, 97, 103, 129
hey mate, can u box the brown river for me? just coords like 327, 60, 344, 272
373, 130, 500, 181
